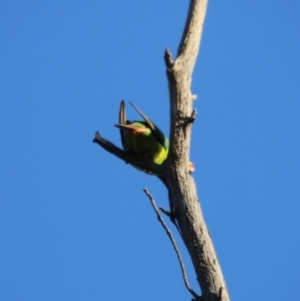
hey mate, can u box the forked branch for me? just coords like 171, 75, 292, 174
143, 189, 200, 300
93, 1, 231, 300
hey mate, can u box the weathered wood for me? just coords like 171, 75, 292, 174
94, 1, 231, 300
161, 1, 230, 300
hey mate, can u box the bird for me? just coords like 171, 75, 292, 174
115, 101, 169, 172
115, 100, 195, 174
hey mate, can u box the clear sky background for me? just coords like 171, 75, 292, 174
1, 1, 299, 300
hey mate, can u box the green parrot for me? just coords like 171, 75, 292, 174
115, 101, 169, 170
115, 101, 195, 173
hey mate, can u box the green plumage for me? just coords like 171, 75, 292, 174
115, 101, 169, 168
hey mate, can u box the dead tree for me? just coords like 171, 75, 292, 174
93, 1, 230, 300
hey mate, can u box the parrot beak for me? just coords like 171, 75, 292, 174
115, 124, 150, 134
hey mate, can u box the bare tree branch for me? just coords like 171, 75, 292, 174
94, 1, 231, 300
93, 131, 160, 175
162, 1, 231, 300
177, 0, 208, 70
143, 189, 200, 300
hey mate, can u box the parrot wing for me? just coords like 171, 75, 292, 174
118, 100, 127, 148
129, 102, 169, 150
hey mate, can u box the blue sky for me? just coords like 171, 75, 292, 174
1, 1, 299, 300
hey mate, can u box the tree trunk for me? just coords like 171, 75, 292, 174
93, 1, 231, 300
